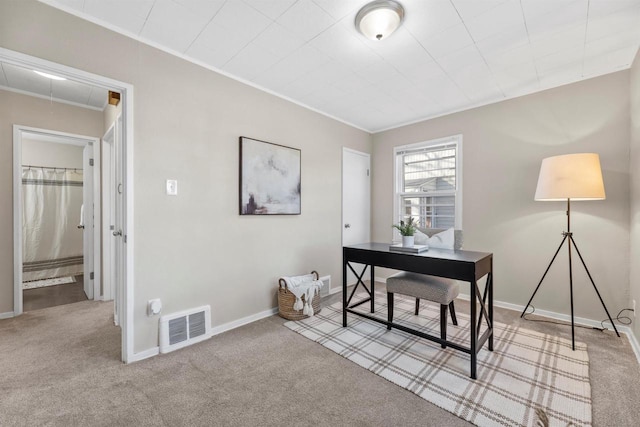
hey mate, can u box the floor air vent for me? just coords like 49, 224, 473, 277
159, 305, 211, 354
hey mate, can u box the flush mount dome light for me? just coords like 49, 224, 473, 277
33, 70, 67, 81
355, 0, 405, 41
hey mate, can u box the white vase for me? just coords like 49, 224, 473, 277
402, 235, 414, 247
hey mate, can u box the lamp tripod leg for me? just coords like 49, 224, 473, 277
520, 234, 569, 318
569, 235, 621, 338
568, 232, 575, 351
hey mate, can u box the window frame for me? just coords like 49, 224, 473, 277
392, 134, 463, 241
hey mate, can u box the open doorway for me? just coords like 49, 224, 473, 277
18, 129, 100, 311
3, 47, 134, 363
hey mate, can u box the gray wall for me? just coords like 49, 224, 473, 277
630, 51, 640, 342
0, 89, 103, 315
22, 139, 84, 169
372, 72, 631, 322
2, 0, 635, 352
0, 1, 371, 351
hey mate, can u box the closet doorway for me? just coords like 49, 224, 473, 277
15, 128, 100, 312
342, 148, 371, 286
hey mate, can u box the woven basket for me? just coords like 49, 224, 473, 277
278, 270, 322, 320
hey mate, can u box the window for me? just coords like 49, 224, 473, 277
394, 135, 462, 236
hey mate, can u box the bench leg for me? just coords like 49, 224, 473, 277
415, 298, 420, 315
449, 301, 458, 326
387, 292, 394, 330
440, 304, 447, 348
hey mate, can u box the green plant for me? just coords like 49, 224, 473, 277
392, 217, 417, 236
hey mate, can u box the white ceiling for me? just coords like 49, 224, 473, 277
41, 0, 640, 132
0, 61, 108, 110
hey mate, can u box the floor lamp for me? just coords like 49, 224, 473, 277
520, 153, 620, 350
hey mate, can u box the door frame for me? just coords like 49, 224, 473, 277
82, 139, 99, 300
2, 47, 136, 363
14, 126, 101, 306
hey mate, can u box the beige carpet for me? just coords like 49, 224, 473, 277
0, 284, 639, 426
285, 293, 591, 426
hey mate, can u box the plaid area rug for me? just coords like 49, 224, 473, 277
284, 293, 591, 427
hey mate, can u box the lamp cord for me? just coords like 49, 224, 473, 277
522, 305, 633, 332
599, 308, 633, 330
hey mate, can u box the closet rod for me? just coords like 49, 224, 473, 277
22, 164, 83, 171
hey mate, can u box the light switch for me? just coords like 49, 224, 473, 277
166, 179, 178, 196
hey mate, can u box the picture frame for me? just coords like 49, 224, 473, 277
239, 136, 301, 215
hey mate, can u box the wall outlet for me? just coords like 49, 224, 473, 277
634, 299, 636, 317
148, 298, 162, 316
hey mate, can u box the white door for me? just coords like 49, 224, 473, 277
113, 115, 125, 326
82, 144, 94, 300
101, 125, 115, 303
342, 148, 371, 285
100, 116, 124, 325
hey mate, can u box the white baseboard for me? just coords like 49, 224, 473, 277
456, 292, 640, 365
620, 326, 640, 364
457, 292, 606, 329
128, 307, 279, 362
121, 280, 640, 366
0, 311, 15, 319
210, 307, 279, 337
129, 346, 159, 363
374, 277, 640, 364
329, 286, 342, 295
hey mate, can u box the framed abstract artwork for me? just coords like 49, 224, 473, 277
239, 136, 301, 215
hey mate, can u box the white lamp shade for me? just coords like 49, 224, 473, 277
535, 153, 606, 201
355, 1, 404, 41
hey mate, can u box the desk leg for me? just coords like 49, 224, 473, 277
488, 270, 494, 351
370, 265, 375, 313
470, 280, 477, 380
343, 254, 347, 327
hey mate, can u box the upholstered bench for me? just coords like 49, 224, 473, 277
386, 272, 459, 348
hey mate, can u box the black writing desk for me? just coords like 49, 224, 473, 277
342, 242, 493, 379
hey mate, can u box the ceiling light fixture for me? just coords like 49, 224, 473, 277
355, 0, 405, 41
33, 70, 67, 81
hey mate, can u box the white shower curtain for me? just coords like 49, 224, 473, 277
22, 167, 84, 282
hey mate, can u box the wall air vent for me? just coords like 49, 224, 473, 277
318, 275, 332, 297
159, 305, 211, 354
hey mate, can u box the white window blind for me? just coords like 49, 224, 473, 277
395, 138, 461, 231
